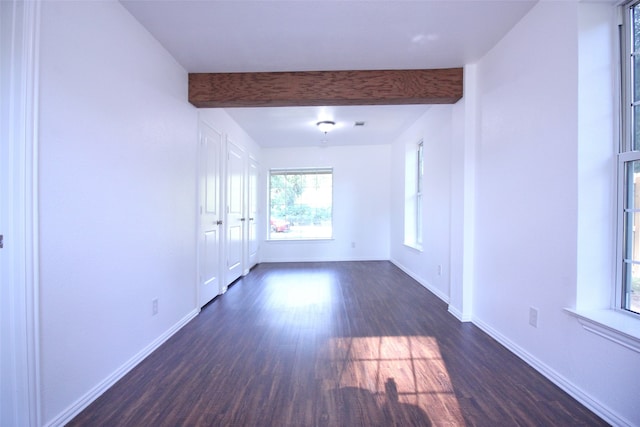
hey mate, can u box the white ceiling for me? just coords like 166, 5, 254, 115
120, 0, 538, 148
224, 104, 433, 147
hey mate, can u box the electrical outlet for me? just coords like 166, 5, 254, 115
152, 298, 158, 316
529, 307, 538, 328
437, 265, 442, 276
351, 241, 356, 249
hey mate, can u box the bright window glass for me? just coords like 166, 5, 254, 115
269, 168, 333, 240
416, 141, 424, 246
404, 140, 423, 249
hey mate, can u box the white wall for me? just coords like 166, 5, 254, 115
448, 64, 478, 322
576, 3, 617, 310
472, 2, 639, 426
200, 109, 262, 160
33, 1, 636, 425
38, 2, 198, 424
474, 1, 579, 347
1, 2, 40, 425
385, 2, 637, 425
390, 107, 453, 302
261, 145, 390, 262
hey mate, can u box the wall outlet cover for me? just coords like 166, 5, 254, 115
529, 307, 538, 328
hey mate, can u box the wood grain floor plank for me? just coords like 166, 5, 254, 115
68, 262, 607, 426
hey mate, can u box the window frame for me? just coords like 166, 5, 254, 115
416, 140, 424, 247
617, 0, 640, 317
403, 139, 424, 250
267, 167, 333, 241
567, 0, 640, 356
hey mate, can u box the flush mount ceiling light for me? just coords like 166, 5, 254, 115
316, 120, 335, 134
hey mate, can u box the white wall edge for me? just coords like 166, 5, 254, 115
44, 309, 200, 427
447, 305, 473, 322
1, 1, 42, 425
390, 259, 450, 304
471, 316, 632, 427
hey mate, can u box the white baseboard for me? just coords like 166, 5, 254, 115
390, 259, 471, 322
472, 316, 633, 427
45, 308, 199, 427
260, 257, 389, 263
390, 259, 450, 304
389, 260, 630, 426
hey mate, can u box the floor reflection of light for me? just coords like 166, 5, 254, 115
264, 272, 334, 308
318, 336, 465, 425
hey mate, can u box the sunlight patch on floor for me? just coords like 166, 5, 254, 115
318, 335, 465, 425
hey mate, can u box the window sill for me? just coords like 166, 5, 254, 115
403, 242, 423, 252
564, 308, 640, 353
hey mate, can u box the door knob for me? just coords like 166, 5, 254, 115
249, 218, 254, 221
240, 217, 246, 222
216, 220, 223, 225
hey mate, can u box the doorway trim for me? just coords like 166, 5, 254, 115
1, 0, 42, 425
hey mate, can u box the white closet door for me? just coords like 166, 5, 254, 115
226, 139, 245, 284
247, 157, 259, 269
198, 123, 223, 306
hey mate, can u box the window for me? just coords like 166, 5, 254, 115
269, 168, 333, 240
416, 141, 424, 246
404, 140, 424, 249
619, 1, 640, 315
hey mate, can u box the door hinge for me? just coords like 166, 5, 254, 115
617, 5, 623, 27
0, 234, 3, 249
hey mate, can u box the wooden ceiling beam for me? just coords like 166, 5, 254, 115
188, 68, 463, 108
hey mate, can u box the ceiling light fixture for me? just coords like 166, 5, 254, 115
316, 120, 335, 134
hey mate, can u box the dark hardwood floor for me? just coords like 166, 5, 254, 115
68, 261, 607, 426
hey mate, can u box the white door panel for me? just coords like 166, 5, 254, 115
227, 224, 243, 272
198, 123, 223, 307
203, 230, 220, 286
226, 140, 245, 284
248, 158, 259, 268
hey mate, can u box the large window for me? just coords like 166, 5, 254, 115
619, 1, 640, 315
269, 168, 333, 240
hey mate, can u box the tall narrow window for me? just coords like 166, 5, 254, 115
269, 168, 333, 240
416, 141, 424, 246
404, 140, 424, 249
619, 1, 640, 315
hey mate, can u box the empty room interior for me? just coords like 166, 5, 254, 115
2, 0, 640, 426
